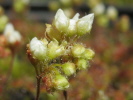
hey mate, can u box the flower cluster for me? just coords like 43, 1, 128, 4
0, 23, 22, 57
4, 23, 22, 45
27, 9, 94, 92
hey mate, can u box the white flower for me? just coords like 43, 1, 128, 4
4, 23, 21, 44
77, 13, 94, 35
106, 6, 118, 20
67, 19, 77, 35
29, 37, 47, 60
53, 9, 94, 36
92, 3, 105, 15
53, 9, 69, 33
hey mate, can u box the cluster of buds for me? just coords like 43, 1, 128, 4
27, 9, 95, 92
3, 23, 22, 46
0, 23, 22, 56
91, 3, 118, 27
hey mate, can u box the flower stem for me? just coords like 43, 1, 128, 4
35, 75, 41, 100
4, 52, 15, 86
35, 65, 42, 100
1, 51, 15, 98
63, 90, 68, 100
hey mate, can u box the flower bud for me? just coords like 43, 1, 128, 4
106, 6, 118, 20
49, 1, 60, 11
119, 15, 130, 32
4, 23, 21, 44
96, 15, 109, 27
29, 37, 47, 60
13, 0, 30, 13
46, 24, 62, 41
82, 49, 95, 60
62, 62, 76, 76
92, 3, 105, 16
53, 9, 69, 33
48, 39, 65, 59
76, 58, 89, 70
71, 44, 85, 58
77, 14, 94, 35
53, 74, 69, 90
60, 0, 72, 7
0, 15, 8, 32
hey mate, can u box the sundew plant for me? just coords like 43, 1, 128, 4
27, 9, 95, 100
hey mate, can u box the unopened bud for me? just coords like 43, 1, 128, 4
49, 1, 60, 11
53, 74, 69, 90
92, 3, 105, 16
0, 15, 8, 32
60, 0, 71, 7
71, 44, 85, 58
76, 58, 89, 70
106, 6, 118, 20
82, 49, 95, 60
48, 39, 65, 59
62, 62, 76, 76
13, 0, 30, 13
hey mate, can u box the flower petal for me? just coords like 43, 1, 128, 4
72, 13, 80, 20
29, 37, 47, 60
53, 9, 69, 33
67, 19, 77, 36
77, 13, 94, 35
